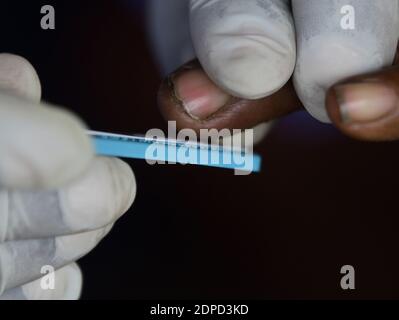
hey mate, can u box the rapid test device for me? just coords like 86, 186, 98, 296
88, 130, 262, 173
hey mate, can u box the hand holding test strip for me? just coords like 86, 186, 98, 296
0, 52, 259, 301
1, 0, 399, 301
0, 54, 136, 300
156, 0, 399, 141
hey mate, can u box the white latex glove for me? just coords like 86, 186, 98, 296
0, 54, 136, 300
292, 0, 399, 122
190, 0, 296, 100
148, 0, 399, 123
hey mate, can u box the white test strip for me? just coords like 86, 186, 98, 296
88, 130, 262, 173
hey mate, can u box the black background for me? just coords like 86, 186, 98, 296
2, 0, 399, 299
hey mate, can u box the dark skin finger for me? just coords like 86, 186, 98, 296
326, 51, 399, 141
159, 53, 399, 142
158, 60, 302, 134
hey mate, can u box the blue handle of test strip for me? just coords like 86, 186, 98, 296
92, 136, 261, 172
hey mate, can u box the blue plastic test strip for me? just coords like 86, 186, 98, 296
89, 131, 262, 173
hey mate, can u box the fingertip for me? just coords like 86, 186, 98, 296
158, 62, 236, 132
158, 61, 302, 133
327, 79, 399, 141
60, 157, 136, 232
203, 45, 295, 100
32, 104, 95, 188
0, 96, 95, 189
0, 53, 42, 103
189, 0, 296, 100
58, 263, 83, 300
20, 263, 83, 300
170, 66, 233, 120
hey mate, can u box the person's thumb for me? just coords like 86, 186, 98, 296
189, 0, 296, 105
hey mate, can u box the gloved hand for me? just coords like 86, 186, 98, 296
148, 0, 297, 141
155, 0, 399, 141
0, 53, 136, 299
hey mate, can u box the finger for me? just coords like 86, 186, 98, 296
0, 263, 82, 300
1, 157, 136, 241
158, 61, 302, 133
189, 0, 296, 99
0, 92, 94, 189
292, 0, 399, 123
326, 64, 399, 141
0, 53, 41, 103
0, 225, 112, 294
